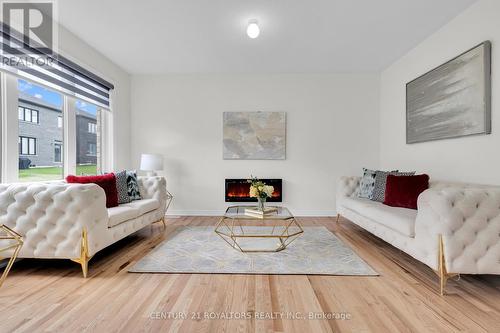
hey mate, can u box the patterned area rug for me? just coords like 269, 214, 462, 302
129, 226, 378, 275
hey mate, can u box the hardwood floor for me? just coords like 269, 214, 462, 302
1, 216, 499, 333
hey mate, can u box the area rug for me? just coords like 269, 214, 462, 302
129, 226, 378, 275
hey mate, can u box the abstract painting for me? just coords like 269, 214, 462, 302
406, 41, 491, 144
223, 111, 286, 160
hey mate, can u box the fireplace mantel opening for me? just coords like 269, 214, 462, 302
225, 179, 282, 202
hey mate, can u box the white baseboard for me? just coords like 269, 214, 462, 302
166, 210, 337, 217
166, 210, 224, 216
292, 210, 337, 217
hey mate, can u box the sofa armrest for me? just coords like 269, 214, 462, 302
138, 176, 168, 215
337, 176, 361, 199
0, 182, 108, 258
415, 186, 500, 274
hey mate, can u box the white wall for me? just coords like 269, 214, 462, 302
131, 74, 379, 216
380, 0, 500, 184
58, 26, 131, 170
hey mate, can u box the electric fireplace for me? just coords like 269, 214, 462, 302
225, 179, 282, 202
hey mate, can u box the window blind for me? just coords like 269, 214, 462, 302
0, 23, 114, 108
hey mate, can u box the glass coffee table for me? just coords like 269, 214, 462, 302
215, 206, 303, 252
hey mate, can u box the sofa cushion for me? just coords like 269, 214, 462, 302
358, 168, 377, 199
115, 170, 131, 204
66, 174, 118, 208
372, 170, 415, 202
126, 170, 142, 201
108, 205, 141, 228
384, 174, 429, 209
120, 198, 160, 215
340, 197, 417, 237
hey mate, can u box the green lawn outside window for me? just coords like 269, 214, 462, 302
18, 164, 97, 182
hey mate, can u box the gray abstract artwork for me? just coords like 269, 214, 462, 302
223, 111, 286, 159
406, 41, 491, 144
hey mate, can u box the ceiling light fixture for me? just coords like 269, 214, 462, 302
246, 19, 260, 39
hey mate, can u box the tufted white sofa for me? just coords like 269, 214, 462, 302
337, 176, 500, 294
0, 176, 167, 277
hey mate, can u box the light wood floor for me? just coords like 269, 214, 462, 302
1, 216, 500, 333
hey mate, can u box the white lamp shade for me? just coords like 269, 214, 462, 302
247, 19, 260, 39
140, 154, 164, 171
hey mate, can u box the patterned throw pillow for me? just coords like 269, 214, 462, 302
126, 170, 142, 201
115, 170, 131, 204
372, 170, 415, 202
358, 168, 377, 199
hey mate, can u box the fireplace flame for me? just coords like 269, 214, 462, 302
225, 179, 282, 202
227, 190, 280, 198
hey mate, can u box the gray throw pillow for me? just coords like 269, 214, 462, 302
358, 168, 377, 199
372, 170, 415, 202
126, 170, 142, 201
115, 170, 131, 204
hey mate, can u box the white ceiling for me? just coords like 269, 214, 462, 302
57, 0, 477, 74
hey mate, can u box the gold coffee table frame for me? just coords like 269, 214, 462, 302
215, 206, 303, 252
0, 225, 23, 288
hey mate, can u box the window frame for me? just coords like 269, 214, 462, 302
88, 122, 96, 134
87, 142, 97, 156
31, 109, 38, 123
0, 73, 113, 183
18, 136, 37, 155
18, 106, 39, 124
54, 141, 62, 163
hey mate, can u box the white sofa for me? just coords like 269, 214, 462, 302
0, 176, 168, 277
337, 176, 500, 294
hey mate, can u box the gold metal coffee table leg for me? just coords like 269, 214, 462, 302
214, 206, 303, 253
0, 225, 23, 288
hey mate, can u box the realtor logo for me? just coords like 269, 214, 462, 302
2, 1, 55, 54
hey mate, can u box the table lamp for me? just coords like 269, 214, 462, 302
140, 153, 163, 176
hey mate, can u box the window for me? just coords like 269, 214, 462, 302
32, 110, 38, 123
88, 122, 96, 134
17, 79, 63, 181
54, 142, 62, 163
1, 26, 113, 183
19, 137, 37, 155
2, 76, 112, 182
88, 143, 96, 156
18, 107, 39, 124
74, 98, 101, 175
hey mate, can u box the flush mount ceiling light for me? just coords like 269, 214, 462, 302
246, 19, 260, 39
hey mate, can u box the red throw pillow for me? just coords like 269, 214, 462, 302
66, 174, 119, 208
383, 174, 429, 210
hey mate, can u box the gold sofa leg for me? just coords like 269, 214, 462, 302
156, 217, 166, 228
336, 214, 341, 224
71, 228, 92, 278
436, 234, 458, 295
